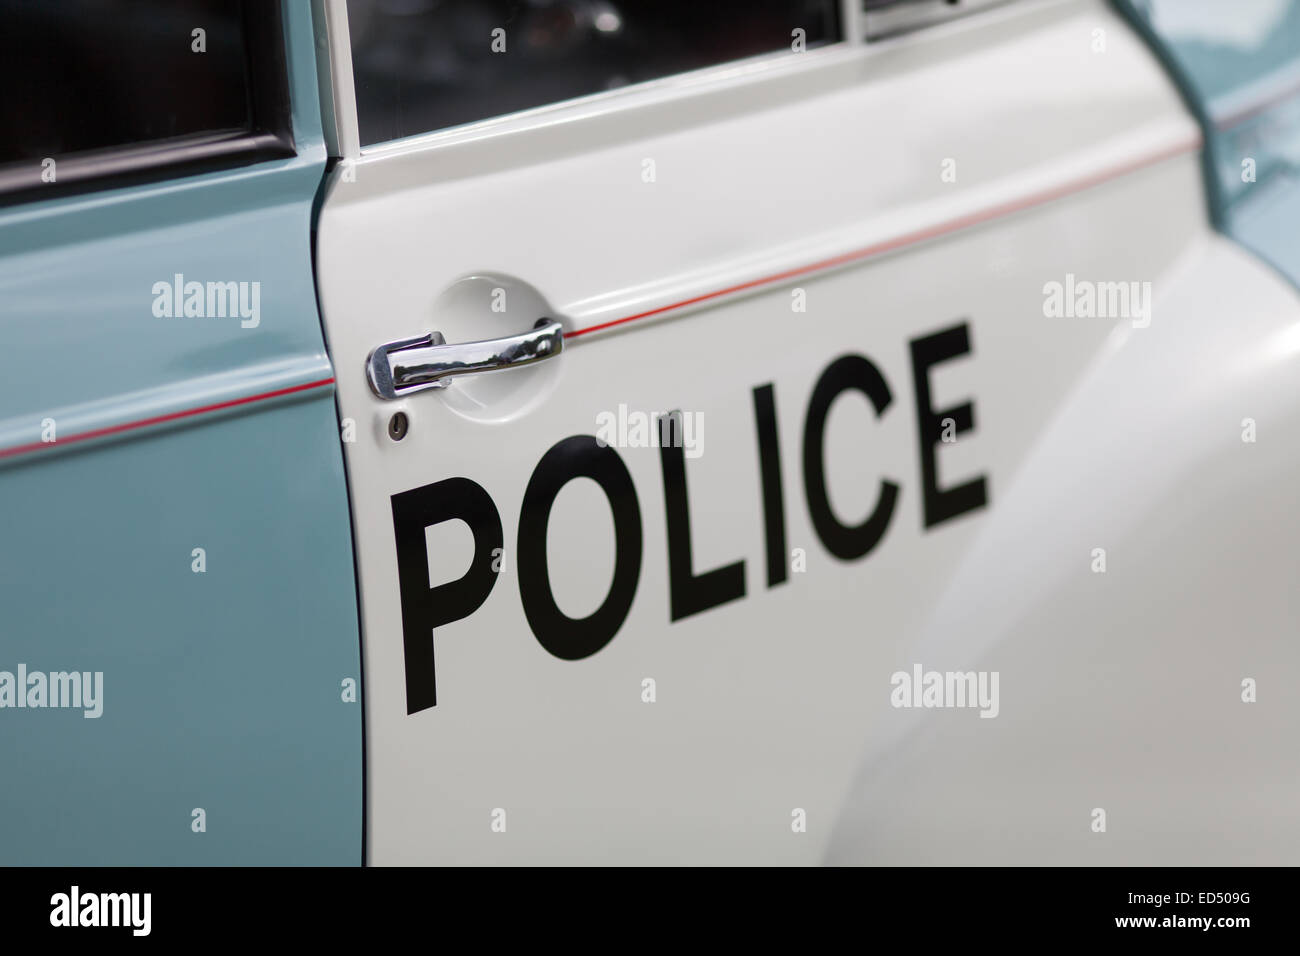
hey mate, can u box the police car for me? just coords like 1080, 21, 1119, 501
2, 0, 1299, 866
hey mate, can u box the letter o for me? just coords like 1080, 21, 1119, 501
518, 435, 642, 659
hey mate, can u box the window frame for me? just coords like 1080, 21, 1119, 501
0, 0, 296, 208
317, 0, 862, 161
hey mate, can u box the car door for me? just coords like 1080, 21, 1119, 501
0, 0, 361, 864
314, 0, 1300, 864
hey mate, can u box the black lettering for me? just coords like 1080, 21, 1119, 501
752, 384, 788, 588
392, 477, 503, 714
802, 354, 900, 560
660, 411, 746, 621
909, 322, 988, 528
518, 435, 642, 659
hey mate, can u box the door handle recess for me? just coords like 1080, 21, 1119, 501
366, 319, 564, 400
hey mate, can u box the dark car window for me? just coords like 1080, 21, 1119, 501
0, 0, 293, 204
0, 0, 249, 163
348, 0, 843, 146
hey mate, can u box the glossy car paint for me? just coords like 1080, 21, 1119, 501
315, 0, 1300, 863
0, 3, 362, 865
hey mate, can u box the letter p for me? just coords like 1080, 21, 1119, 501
391, 477, 503, 714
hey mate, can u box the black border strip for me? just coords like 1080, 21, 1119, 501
0, 0, 295, 209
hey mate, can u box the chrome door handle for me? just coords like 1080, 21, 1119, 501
366, 319, 564, 400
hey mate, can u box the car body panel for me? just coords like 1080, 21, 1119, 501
0, 1, 362, 865
828, 230, 1300, 864
3, 0, 1296, 867
311, 0, 1300, 864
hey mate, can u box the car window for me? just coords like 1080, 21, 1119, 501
0, 0, 292, 203
347, 0, 843, 146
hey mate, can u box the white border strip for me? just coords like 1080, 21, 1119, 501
316, 0, 360, 160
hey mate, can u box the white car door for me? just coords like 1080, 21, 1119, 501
313, 0, 1300, 864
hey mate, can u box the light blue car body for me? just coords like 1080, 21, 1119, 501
0, 2, 362, 865
1115, 0, 1300, 288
